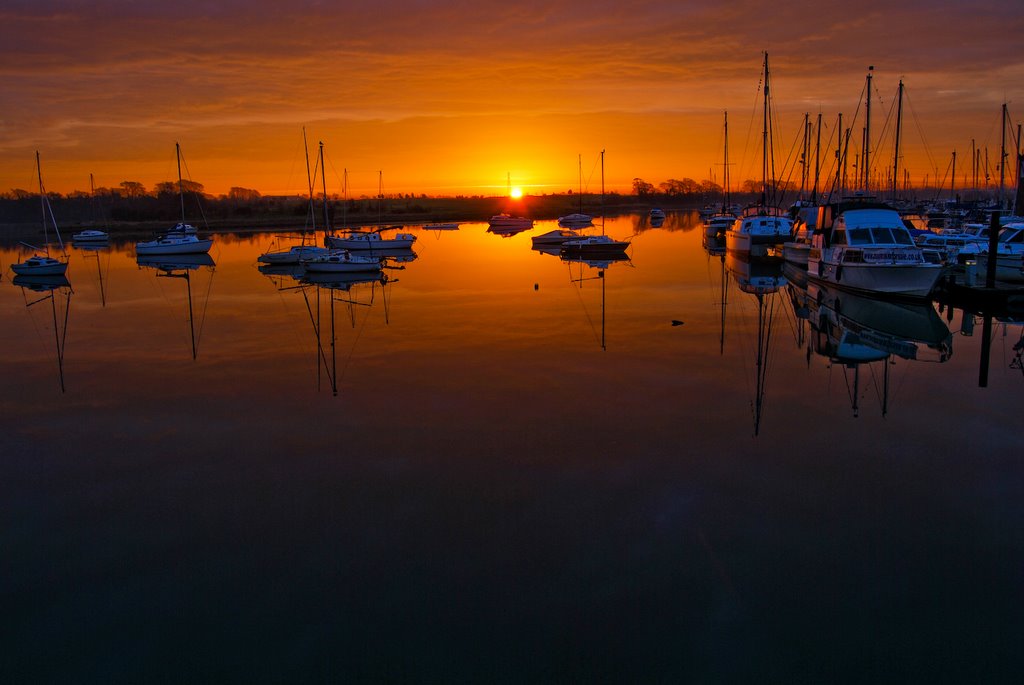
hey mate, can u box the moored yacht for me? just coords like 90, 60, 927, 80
725, 207, 794, 258
325, 229, 417, 251
807, 202, 943, 298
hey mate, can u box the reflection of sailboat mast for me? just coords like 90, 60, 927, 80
159, 270, 197, 360
753, 291, 776, 436
21, 282, 72, 393
719, 254, 728, 355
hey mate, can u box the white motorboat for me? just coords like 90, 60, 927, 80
136, 233, 214, 256
807, 204, 943, 298
11, 254, 68, 276
725, 208, 794, 257
973, 223, 1024, 282
488, 213, 533, 230
916, 222, 991, 264
72, 229, 109, 243
258, 244, 329, 265
705, 213, 736, 238
649, 208, 666, 221
557, 213, 593, 228
531, 228, 586, 246
782, 205, 823, 266
301, 250, 381, 273
11, 152, 68, 277
324, 230, 417, 251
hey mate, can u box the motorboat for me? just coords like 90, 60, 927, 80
488, 213, 533, 230
725, 207, 794, 258
704, 213, 736, 239
807, 203, 943, 298
560, 234, 629, 255
781, 205, 822, 266
72, 229, 110, 243
136, 233, 213, 256
557, 213, 593, 228
973, 223, 1024, 282
916, 222, 991, 264
531, 228, 586, 246
11, 254, 68, 276
301, 250, 381, 273
258, 244, 329, 265
649, 208, 666, 221
324, 230, 417, 251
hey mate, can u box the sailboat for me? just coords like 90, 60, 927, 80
325, 170, 417, 252
561, 150, 630, 256
259, 129, 329, 265
488, 172, 532, 232
557, 154, 594, 228
302, 142, 382, 274
72, 174, 111, 244
705, 111, 738, 238
135, 143, 213, 256
11, 152, 69, 277
725, 53, 795, 258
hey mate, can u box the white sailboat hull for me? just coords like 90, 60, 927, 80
136, 237, 213, 255
10, 257, 68, 276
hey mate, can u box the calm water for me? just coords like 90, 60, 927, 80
3, 213, 1022, 682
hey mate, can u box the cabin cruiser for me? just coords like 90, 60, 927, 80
973, 222, 1024, 282
808, 202, 942, 298
725, 207, 794, 258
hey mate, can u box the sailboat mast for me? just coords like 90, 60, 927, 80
600, 149, 606, 235
813, 112, 822, 203
893, 79, 904, 200
864, 66, 873, 192
319, 142, 330, 231
834, 114, 843, 198
761, 52, 769, 207
951, 150, 956, 201
578, 153, 583, 213
36, 151, 47, 243
303, 127, 316, 232
723, 111, 731, 210
176, 142, 185, 224
1000, 103, 1007, 209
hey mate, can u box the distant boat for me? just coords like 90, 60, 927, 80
72, 229, 109, 243
136, 143, 213, 256
325, 230, 417, 252
423, 222, 460, 230
558, 154, 593, 228
12, 152, 69, 277
531, 228, 587, 246
649, 208, 666, 224
560, 150, 630, 257
488, 213, 533, 230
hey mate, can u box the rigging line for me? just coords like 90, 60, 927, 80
193, 266, 216, 352
903, 88, 939, 182
335, 284, 376, 384
569, 265, 602, 347
301, 287, 334, 386
739, 68, 764, 196
177, 151, 210, 229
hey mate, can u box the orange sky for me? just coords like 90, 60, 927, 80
1, 1, 1022, 198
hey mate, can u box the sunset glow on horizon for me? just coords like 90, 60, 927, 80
1, 1, 1022, 199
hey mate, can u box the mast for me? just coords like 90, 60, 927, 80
600, 149, 606, 236
302, 127, 316, 232
800, 112, 809, 199
761, 52, 770, 207
1000, 103, 1007, 209
864, 66, 873, 192
892, 79, 904, 200
319, 141, 330, 231
578, 153, 583, 213
812, 112, 822, 203
176, 142, 185, 224
723, 111, 731, 211
834, 113, 843, 199
36, 151, 47, 248
951, 150, 956, 201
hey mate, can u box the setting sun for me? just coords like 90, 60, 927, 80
510, 187, 523, 199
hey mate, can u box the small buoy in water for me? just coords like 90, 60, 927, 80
671, 320, 684, 327
534, 283, 539, 290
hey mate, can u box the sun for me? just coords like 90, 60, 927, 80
509, 187, 523, 199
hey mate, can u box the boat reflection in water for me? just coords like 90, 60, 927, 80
75, 241, 110, 307
797, 277, 953, 416
725, 253, 787, 436
11, 273, 73, 393
136, 253, 216, 360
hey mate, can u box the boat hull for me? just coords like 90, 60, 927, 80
10, 259, 68, 276
325, 234, 416, 251
808, 258, 942, 298
136, 238, 213, 255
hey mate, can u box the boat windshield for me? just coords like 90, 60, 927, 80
998, 227, 1023, 243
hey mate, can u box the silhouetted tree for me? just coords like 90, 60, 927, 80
632, 177, 656, 196
119, 181, 146, 198
228, 186, 261, 202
